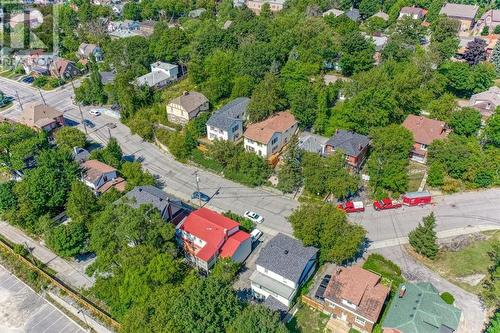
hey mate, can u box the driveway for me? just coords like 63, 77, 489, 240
373, 246, 487, 333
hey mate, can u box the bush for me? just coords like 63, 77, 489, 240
440, 292, 455, 304
363, 253, 404, 291
495, 26, 500, 34
427, 162, 445, 187
442, 177, 461, 193
12, 243, 29, 257
482, 26, 490, 36
33, 76, 48, 88
223, 211, 254, 232
191, 149, 224, 173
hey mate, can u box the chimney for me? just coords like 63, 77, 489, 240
399, 285, 406, 298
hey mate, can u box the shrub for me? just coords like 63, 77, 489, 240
363, 253, 404, 291
482, 26, 490, 36
223, 211, 254, 232
442, 177, 461, 193
495, 25, 500, 34
440, 292, 455, 304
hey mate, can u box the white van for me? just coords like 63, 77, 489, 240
250, 229, 263, 242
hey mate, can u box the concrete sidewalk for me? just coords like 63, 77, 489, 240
0, 221, 94, 289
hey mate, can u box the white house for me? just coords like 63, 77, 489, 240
166, 91, 209, 125
206, 97, 250, 142
244, 111, 298, 158
134, 62, 178, 89
81, 160, 118, 191
250, 233, 318, 309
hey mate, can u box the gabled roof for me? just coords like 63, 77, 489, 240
123, 185, 182, 218
372, 11, 389, 20
326, 129, 370, 157
20, 103, 63, 128
323, 8, 344, 17
402, 115, 448, 145
400, 6, 426, 15
78, 43, 99, 57
206, 97, 250, 131
298, 132, 328, 155
346, 8, 360, 21
169, 91, 208, 114
244, 111, 297, 144
51, 58, 74, 77
220, 230, 250, 258
81, 160, 116, 183
470, 86, 500, 106
323, 266, 390, 322
439, 3, 478, 19
178, 208, 242, 262
383, 283, 462, 333
256, 233, 318, 284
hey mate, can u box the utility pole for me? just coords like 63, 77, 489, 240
77, 310, 91, 332
15, 90, 23, 110
194, 171, 201, 207
38, 89, 46, 105
70, 81, 88, 135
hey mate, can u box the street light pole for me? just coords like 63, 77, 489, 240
194, 171, 201, 207
15, 90, 23, 110
70, 81, 88, 135
38, 89, 46, 105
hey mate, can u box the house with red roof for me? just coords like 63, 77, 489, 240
323, 266, 390, 332
402, 115, 450, 163
176, 208, 252, 271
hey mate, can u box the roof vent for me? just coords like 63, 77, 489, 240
159, 198, 163, 202
284, 250, 289, 255
138, 188, 143, 192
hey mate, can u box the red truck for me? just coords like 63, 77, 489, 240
402, 191, 432, 206
373, 198, 402, 211
337, 201, 365, 213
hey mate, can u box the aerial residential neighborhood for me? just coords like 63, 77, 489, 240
0, 0, 499, 333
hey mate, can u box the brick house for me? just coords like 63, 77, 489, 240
323, 266, 390, 333
176, 208, 251, 272
402, 115, 449, 163
324, 130, 370, 170
19, 102, 64, 132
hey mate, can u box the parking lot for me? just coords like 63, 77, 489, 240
0, 265, 85, 333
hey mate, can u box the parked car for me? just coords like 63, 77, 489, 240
337, 201, 365, 213
244, 211, 264, 224
250, 229, 263, 242
83, 119, 95, 128
373, 198, 402, 211
89, 109, 102, 116
402, 191, 432, 206
191, 191, 210, 202
21, 76, 34, 84
315, 274, 332, 300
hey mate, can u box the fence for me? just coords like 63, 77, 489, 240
0, 236, 121, 331
301, 294, 326, 312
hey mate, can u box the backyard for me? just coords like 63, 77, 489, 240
286, 304, 329, 333
408, 161, 427, 192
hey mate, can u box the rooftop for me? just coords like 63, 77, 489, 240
20, 103, 63, 128
206, 97, 250, 131
298, 132, 328, 155
81, 160, 116, 183
169, 91, 208, 114
244, 111, 297, 144
256, 233, 318, 284
402, 115, 448, 145
323, 266, 390, 322
123, 185, 183, 218
220, 230, 250, 258
326, 129, 370, 157
383, 283, 462, 333
439, 3, 478, 19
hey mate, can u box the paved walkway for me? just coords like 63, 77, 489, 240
0, 221, 94, 289
373, 246, 487, 333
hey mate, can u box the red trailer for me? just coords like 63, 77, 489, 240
402, 191, 432, 206
337, 201, 365, 213
373, 198, 402, 210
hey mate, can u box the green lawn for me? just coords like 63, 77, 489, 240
286, 304, 329, 333
408, 161, 427, 192
414, 231, 499, 294
363, 254, 405, 292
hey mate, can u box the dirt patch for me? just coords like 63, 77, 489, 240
456, 274, 485, 287
439, 233, 487, 252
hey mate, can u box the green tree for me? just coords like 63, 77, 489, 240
90, 138, 123, 168
0, 181, 17, 214
439, 61, 495, 98
427, 162, 445, 187
359, 0, 380, 18
491, 41, 500, 75
74, 59, 107, 105
484, 112, 500, 147
427, 93, 457, 122
227, 305, 287, 333
120, 161, 156, 189
392, 16, 426, 45
0, 123, 47, 170
289, 202, 366, 263
247, 72, 287, 122
485, 311, 500, 333
208, 140, 242, 167
449, 107, 482, 137
54, 127, 87, 151
367, 125, 413, 196
339, 30, 375, 76
66, 180, 97, 223
481, 244, 500, 308
45, 220, 88, 257
408, 212, 438, 259
277, 137, 302, 193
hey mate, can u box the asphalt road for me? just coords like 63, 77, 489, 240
1, 77, 499, 244
0, 264, 86, 333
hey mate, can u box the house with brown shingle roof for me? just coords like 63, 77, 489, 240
439, 3, 479, 32
81, 159, 126, 194
19, 102, 64, 132
166, 91, 209, 125
323, 266, 390, 333
243, 111, 298, 159
402, 115, 449, 163
49, 58, 81, 79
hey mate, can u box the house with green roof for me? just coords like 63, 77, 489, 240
382, 282, 462, 333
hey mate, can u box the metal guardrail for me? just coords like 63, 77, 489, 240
0, 236, 121, 331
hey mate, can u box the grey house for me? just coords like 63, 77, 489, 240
325, 129, 370, 170
250, 233, 318, 310
206, 97, 250, 142
298, 132, 329, 156
122, 185, 185, 224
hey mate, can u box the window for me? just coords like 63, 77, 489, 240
421, 143, 428, 150
271, 137, 279, 145
232, 124, 239, 133
355, 317, 366, 326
